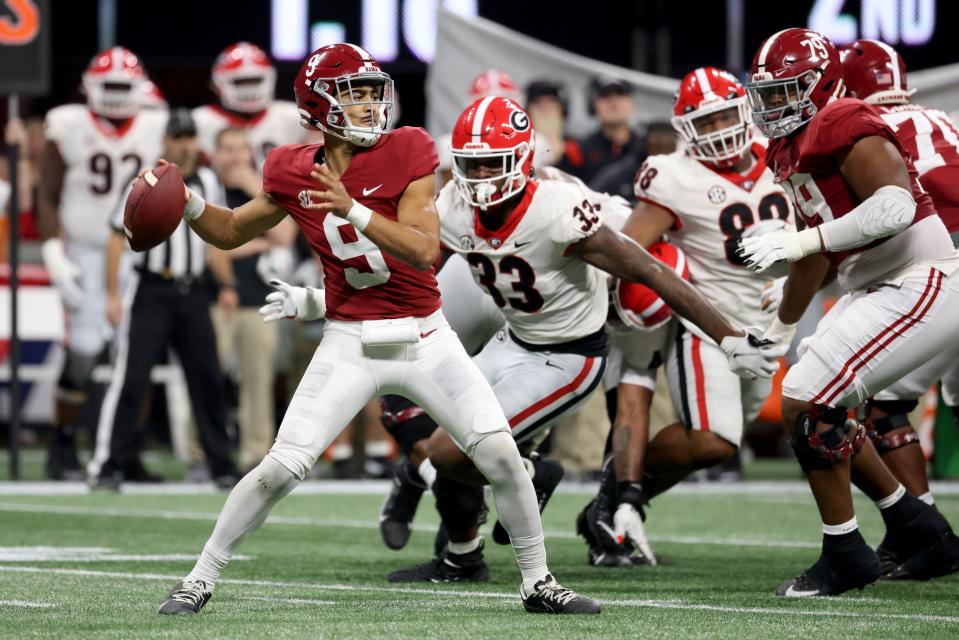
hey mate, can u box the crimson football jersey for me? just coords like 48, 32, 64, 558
767, 98, 938, 285
874, 103, 959, 233
263, 127, 441, 321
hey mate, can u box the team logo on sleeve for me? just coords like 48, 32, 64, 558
298, 189, 311, 207
708, 185, 727, 204
460, 235, 475, 250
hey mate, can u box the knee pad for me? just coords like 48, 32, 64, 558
379, 395, 438, 456
57, 349, 99, 401
257, 454, 300, 492
433, 475, 486, 531
791, 405, 866, 473
470, 431, 524, 486
865, 399, 920, 451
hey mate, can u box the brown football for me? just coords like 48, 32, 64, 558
123, 163, 185, 252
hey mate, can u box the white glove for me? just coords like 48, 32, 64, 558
258, 279, 326, 322
255, 246, 295, 284
41, 238, 83, 308
719, 331, 788, 380
762, 316, 798, 347
738, 228, 821, 273
761, 277, 787, 315
614, 503, 658, 566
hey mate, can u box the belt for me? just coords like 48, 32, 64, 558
137, 268, 198, 293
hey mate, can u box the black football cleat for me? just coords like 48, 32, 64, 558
387, 540, 489, 583
521, 574, 601, 614
379, 459, 427, 550
776, 545, 881, 597
158, 580, 212, 615
45, 437, 84, 481
879, 507, 959, 580
493, 453, 564, 545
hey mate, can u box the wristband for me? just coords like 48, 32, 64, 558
345, 199, 373, 231
183, 188, 206, 222
764, 316, 798, 345
617, 481, 646, 512
795, 227, 823, 257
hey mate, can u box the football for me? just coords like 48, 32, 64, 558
122, 163, 185, 252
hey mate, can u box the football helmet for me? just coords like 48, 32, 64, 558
672, 67, 752, 169
613, 242, 689, 330
450, 96, 535, 210
840, 39, 913, 105
212, 42, 276, 114
746, 28, 845, 138
139, 79, 167, 110
294, 43, 394, 147
82, 47, 146, 120
469, 69, 520, 102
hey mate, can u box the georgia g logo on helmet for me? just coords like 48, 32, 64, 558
509, 108, 530, 132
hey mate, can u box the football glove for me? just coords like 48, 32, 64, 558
258, 279, 325, 322
761, 277, 786, 315
737, 228, 821, 273
41, 238, 83, 308
719, 330, 788, 380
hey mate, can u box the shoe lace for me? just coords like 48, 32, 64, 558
170, 581, 209, 606
537, 581, 578, 606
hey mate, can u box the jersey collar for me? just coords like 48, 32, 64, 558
706, 143, 768, 192
473, 179, 539, 249
88, 111, 136, 138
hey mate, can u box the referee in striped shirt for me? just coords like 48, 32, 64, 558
88, 109, 241, 489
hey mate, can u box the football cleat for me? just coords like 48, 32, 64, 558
776, 547, 881, 597
379, 459, 427, 550
158, 580, 212, 615
387, 540, 489, 583
521, 574, 601, 614
877, 507, 959, 580
492, 453, 564, 545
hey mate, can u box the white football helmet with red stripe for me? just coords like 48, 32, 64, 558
613, 242, 689, 330
212, 42, 277, 114
82, 47, 147, 120
450, 96, 535, 210
839, 39, 914, 106
469, 69, 520, 102
671, 67, 752, 169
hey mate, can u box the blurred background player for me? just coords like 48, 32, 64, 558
193, 42, 308, 167
580, 67, 794, 565
90, 109, 241, 489
38, 47, 166, 480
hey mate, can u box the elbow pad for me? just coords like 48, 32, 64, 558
819, 185, 915, 252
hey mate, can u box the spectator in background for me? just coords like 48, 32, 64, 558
89, 109, 241, 489
208, 127, 296, 472
525, 79, 584, 177
590, 121, 677, 203
578, 76, 644, 184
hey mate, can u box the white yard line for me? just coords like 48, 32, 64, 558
242, 595, 337, 606
0, 501, 820, 549
1, 480, 958, 497
0, 565, 955, 624
0, 599, 57, 609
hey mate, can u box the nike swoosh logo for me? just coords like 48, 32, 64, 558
362, 184, 383, 196
515, 241, 531, 248
782, 584, 819, 597
420, 329, 437, 339
545, 360, 563, 370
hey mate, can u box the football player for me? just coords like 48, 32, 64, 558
836, 39, 959, 579
38, 47, 166, 480
266, 97, 788, 583
740, 28, 959, 596
158, 43, 603, 616
578, 67, 795, 567
193, 42, 308, 168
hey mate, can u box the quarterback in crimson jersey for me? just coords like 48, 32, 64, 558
838, 37, 959, 575
38, 47, 166, 481
154, 43, 602, 616
741, 28, 959, 597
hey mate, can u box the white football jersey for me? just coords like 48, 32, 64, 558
45, 104, 166, 248
438, 178, 608, 345
635, 145, 793, 336
193, 101, 307, 168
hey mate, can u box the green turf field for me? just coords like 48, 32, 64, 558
0, 483, 957, 639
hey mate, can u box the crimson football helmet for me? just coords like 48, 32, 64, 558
672, 67, 752, 169
212, 42, 276, 114
746, 28, 845, 138
469, 69, 520, 102
840, 39, 913, 105
82, 47, 147, 120
294, 43, 393, 147
450, 96, 535, 210
613, 242, 689, 330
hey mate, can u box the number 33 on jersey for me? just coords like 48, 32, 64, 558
437, 178, 608, 345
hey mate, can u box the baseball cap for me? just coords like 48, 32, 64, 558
165, 108, 197, 137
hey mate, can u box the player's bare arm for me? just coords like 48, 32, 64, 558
573, 225, 741, 343
612, 384, 653, 483
187, 190, 288, 250
36, 140, 65, 240
838, 135, 913, 199
306, 164, 439, 271
620, 200, 674, 249
778, 253, 832, 325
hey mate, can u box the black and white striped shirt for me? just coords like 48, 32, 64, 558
112, 166, 224, 280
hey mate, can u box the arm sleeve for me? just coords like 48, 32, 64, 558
43, 107, 72, 148
633, 155, 681, 230
404, 128, 440, 182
